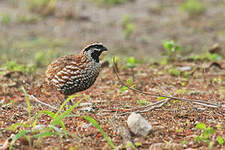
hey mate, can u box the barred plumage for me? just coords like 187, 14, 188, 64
45, 43, 107, 99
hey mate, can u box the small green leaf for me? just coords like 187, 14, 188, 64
51, 95, 84, 126
136, 99, 149, 106
206, 127, 215, 134
157, 97, 166, 101
126, 142, 135, 149
180, 140, 187, 145
21, 87, 31, 118
55, 94, 81, 116
126, 79, 133, 85
195, 122, 206, 129
8, 100, 15, 106
7, 122, 30, 131
216, 124, 222, 130
135, 142, 142, 147
196, 136, 203, 142
217, 136, 225, 145
10, 130, 29, 150
120, 86, 128, 92
113, 56, 118, 64
33, 131, 55, 138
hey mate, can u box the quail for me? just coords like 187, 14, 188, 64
45, 42, 108, 103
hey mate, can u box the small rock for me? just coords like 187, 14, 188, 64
149, 143, 183, 150
33, 125, 46, 131
177, 66, 192, 71
127, 112, 152, 136
79, 105, 97, 113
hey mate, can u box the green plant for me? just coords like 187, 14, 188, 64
26, 0, 56, 16
34, 49, 58, 68
122, 15, 135, 39
162, 40, 181, 61
126, 142, 136, 149
194, 122, 224, 149
94, 0, 127, 5
14, 37, 65, 50
167, 67, 181, 76
157, 97, 167, 101
7, 90, 115, 149
83, 116, 116, 149
125, 57, 141, 68
17, 15, 41, 23
120, 79, 135, 93
180, 0, 205, 15
136, 99, 149, 106
3, 61, 35, 73
188, 53, 222, 61
217, 136, 225, 145
180, 140, 187, 145
134, 142, 142, 147
212, 77, 222, 85
176, 89, 188, 94
7, 92, 83, 149
159, 58, 168, 65
1, 13, 11, 25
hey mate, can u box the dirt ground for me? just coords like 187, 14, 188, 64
0, 61, 225, 149
0, 0, 225, 61
0, 0, 225, 150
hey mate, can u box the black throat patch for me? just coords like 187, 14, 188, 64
91, 50, 101, 63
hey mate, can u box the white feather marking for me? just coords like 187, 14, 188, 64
66, 65, 78, 70
52, 78, 59, 83
73, 70, 80, 74
57, 71, 62, 75
61, 70, 69, 75
67, 81, 74, 84
55, 75, 65, 82
71, 76, 77, 79
62, 76, 69, 79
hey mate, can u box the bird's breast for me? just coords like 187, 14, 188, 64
54, 61, 101, 95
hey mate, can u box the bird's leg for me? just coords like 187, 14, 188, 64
69, 97, 73, 106
64, 95, 73, 107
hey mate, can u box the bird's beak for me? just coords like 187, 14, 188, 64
101, 47, 108, 52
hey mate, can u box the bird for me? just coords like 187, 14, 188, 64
45, 42, 108, 104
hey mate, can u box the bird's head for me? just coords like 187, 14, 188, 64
82, 42, 108, 63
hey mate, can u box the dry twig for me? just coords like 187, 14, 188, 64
29, 95, 58, 110
112, 59, 222, 115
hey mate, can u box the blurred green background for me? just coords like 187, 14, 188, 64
0, 0, 224, 67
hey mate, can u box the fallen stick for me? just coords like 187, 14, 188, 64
112, 59, 222, 110
29, 95, 58, 110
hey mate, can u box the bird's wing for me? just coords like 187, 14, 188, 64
46, 55, 75, 80
45, 54, 87, 84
